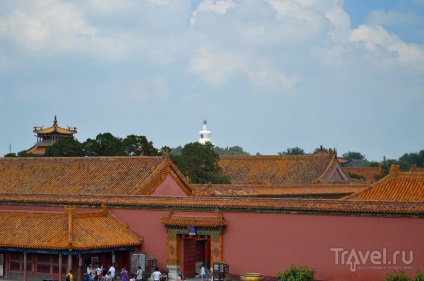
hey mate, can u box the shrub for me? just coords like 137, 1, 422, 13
415, 271, 424, 281
384, 271, 411, 281
277, 265, 315, 281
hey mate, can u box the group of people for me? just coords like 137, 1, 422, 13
85, 264, 116, 281
84, 263, 144, 281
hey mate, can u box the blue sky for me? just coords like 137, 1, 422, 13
0, 0, 423, 161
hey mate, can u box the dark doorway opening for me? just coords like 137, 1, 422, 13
182, 236, 210, 278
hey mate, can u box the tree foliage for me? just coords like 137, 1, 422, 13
171, 142, 230, 184
342, 151, 366, 160
45, 137, 84, 157
278, 146, 305, 155
214, 146, 250, 156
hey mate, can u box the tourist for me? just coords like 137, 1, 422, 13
109, 264, 116, 280
152, 267, 162, 281
121, 267, 129, 281
200, 264, 206, 281
136, 266, 143, 281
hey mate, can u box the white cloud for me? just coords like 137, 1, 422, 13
349, 25, 424, 72
188, 47, 299, 89
190, 0, 238, 26
0, 1, 133, 60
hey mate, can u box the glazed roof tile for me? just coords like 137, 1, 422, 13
0, 193, 422, 216
190, 183, 367, 198
0, 206, 142, 250
344, 166, 383, 183
26, 146, 47, 155
161, 212, 227, 227
0, 156, 191, 196
344, 171, 424, 202
218, 154, 349, 184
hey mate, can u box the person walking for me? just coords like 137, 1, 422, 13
152, 267, 162, 281
66, 270, 73, 281
136, 266, 143, 281
108, 264, 116, 280
200, 264, 206, 281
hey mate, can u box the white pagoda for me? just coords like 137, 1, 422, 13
198, 120, 212, 144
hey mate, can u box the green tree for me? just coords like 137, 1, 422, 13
83, 133, 123, 156
45, 137, 84, 156
4, 153, 17, 157
122, 134, 159, 156
214, 146, 250, 156
278, 146, 305, 155
16, 150, 38, 157
171, 142, 230, 184
342, 151, 366, 160
399, 150, 424, 168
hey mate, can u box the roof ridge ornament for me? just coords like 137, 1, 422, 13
389, 164, 400, 176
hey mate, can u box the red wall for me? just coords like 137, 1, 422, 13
2, 205, 423, 281
110, 208, 424, 281
222, 212, 424, 281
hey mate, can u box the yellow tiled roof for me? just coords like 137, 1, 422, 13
161, 211, 227, 227
26, 146, 47, 155
218, 154, 348, 184
191, 183, 367, 197
0, 206, 142, 250
344, 167, 424, 202
0, 156, 191, 196
344, 166, 383, 183
36, 126, 76, 135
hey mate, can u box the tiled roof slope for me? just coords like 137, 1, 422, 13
191, 183, 367, 198
161, 211, 227, 227
0, 156, 192, 196
0, 193, 423, 216
0, 206, 142, 251
344, 166, 383, 183
218, 154, 350, 184
344, 165, 424, 202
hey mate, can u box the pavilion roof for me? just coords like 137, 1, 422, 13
0, 206, 142, 251
33, 116, 77, 135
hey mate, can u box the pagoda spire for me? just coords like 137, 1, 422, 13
53, 115, 58, 127
198, 120, 212, 144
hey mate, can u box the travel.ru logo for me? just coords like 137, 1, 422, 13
330, 248, 413, 272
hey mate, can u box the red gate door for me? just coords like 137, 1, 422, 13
183, 237, 197, 278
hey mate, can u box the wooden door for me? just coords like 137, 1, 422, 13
183, 237, 197, 277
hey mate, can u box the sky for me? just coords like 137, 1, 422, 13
0, 0, 423, 161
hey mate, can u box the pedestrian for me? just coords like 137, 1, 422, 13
105, 271, 112, 281
109, 264, 116, 280
66, 270, 73, 281
200, 264, 206, 281
136, 266, 143, 281
121, 267, 129, 281
130, 274, 136, 281
152, 267, 162, 281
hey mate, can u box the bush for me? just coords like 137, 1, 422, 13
384, 271, 411, 281
415, 271, 424, 281
384, 271, 424, 281
277, 265, 315, 281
